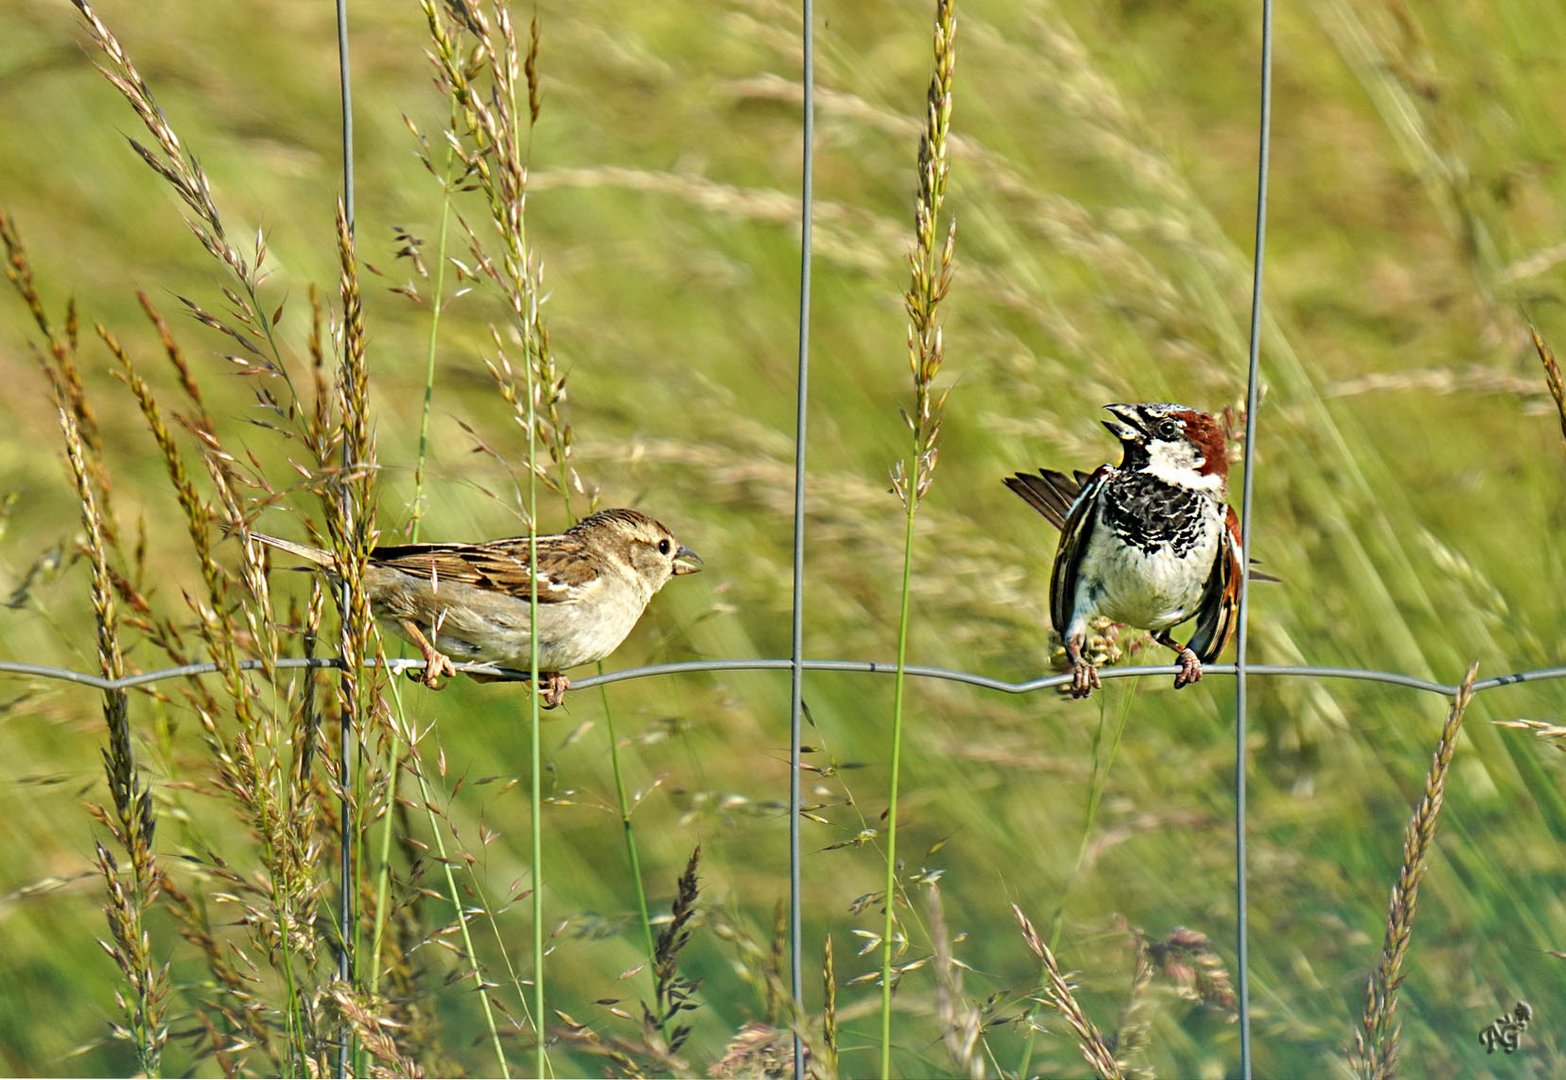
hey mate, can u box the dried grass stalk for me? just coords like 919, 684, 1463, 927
1013, 904, 1124, 1080
881, 4, 959, 1073
928, 886, 983, 1079
103, 304, 329, 986
822, 934, 839, 1077
709, 1022, 799, 1079
5, 208, 316, 1073
1113, 931, 1156, 1078
1349, 662, 1480, 1079
70, 0, 245, 281
324, 199, 383, 724
423, 0, 584, 516
5, 210, 170, 1073
70, 0, 293, 400
60, 398, 169, 1074
1530, 326, 1566, 448
1493, 717, 1566, 748
7, 7, 421, 1072
891, 0, 957, 509
0, 212, 114, 534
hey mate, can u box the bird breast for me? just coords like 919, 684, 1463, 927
1079, 496, 1223, 630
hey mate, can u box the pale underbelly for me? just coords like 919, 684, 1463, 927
1078, 538, 1216, 631
372, 577, 639, 672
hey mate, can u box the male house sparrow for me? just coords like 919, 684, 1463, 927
1004, 403, 1243, 699
253, 508, 701, 706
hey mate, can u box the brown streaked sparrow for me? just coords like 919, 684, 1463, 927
1005, 403, 1243, 699
253, 508, 702, 706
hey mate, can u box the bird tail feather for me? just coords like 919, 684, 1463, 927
1002, 470, 1084, 532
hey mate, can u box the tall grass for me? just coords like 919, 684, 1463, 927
1013, 903, 1123, 1079
1533, 327, 1566, 446
1, 0, 1566, 1075
1350, 663, 1479, 1079
421, 4, 587, 1070
881, 1, 957, 1075
56, 332, 166, 1074
4, 3, 457, 1073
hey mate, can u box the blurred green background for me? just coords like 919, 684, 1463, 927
2, 0, 1565, 1075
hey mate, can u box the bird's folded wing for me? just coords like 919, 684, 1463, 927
370, 538, 597, 603
1048, 466, 1113, 636
1186, 506, 1244, 663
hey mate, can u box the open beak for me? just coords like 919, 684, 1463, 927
672, 545, 703, 575
1101, 403, 1146, 443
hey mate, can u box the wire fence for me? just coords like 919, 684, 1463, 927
1231, 0, 1274, 1071
17, 1, 1563, 1078
788, 2, 816, 1074
5, 655, 1564, 700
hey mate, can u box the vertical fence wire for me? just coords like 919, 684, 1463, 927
789, 2, 816, 1077
1234, 0, 1274, 1075
333, 1, 356, 1076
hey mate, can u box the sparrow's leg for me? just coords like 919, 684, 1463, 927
1154, 631, 1203, 689
1064, 635, 1101, 699
400, 619, 457, 689
538, 671, 569, 709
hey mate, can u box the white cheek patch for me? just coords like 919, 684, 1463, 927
1143, 440, 1225, 493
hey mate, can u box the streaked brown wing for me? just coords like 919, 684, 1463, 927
1186, 505, 1244, 662
1048, 466, 1112, 637
370, 536, 599, 602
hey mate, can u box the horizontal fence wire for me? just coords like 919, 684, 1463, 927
4, 655, 1562, 699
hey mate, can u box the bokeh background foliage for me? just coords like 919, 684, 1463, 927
1, 0, 1565, 1075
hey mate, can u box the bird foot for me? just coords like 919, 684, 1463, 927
1070, 660, 1102, 699
537, 672, 569, 709
407, 645, 457, 689
1172, 647, 1203, 689
400, 619, 457, 689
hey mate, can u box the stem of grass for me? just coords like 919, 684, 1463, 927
393, 684, 512, 1078
601, 680, 658, 966
368, 133, 458, 1015
525, 363, 546, 1080
1350, 663, 1478, 1079
554, 438, 656, 979
879, 482, 920, 1078
881, 4, 956, 1072
1049, 689, 1134, 950
514, 82, 549, 1080
410, 149, 457, 540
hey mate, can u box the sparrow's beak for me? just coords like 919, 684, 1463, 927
1101, 403, 1147, 444
672, 545, 703, 575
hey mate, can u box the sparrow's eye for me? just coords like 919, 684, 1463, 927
1155, 419, 1182, 440
657, 538, 672, 555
